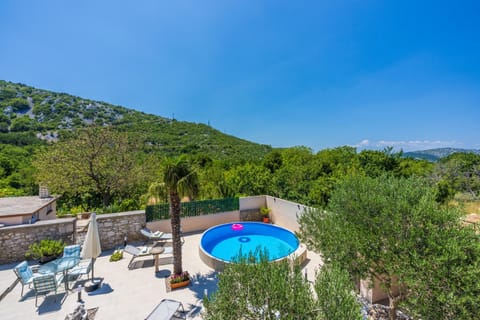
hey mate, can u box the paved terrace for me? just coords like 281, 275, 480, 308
0, 232, 323, 320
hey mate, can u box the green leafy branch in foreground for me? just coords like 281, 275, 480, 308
203, 249, 362, 320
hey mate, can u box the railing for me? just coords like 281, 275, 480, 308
146, 197, 240, 222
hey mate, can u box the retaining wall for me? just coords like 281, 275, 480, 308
0, 218, 76, 264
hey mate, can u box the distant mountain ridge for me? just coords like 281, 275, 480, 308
404, 148, 480, 162
0, 80, 271, 160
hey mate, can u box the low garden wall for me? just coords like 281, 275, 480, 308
0, 218, 76, 264
266, 196, 309, 232
94, 211, 145, 249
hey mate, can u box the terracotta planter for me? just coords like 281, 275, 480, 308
262, 217, 270, 223
170, 279, 190, 290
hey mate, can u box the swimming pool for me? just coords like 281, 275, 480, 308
199, 222, 300, 270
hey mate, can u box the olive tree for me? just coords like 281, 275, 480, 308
299, 174, 480, 320
203, 250, 362, 320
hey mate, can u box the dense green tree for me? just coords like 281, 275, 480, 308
434, 152, 480, 199
358, 148, 401, 177
402, 216, 480, 319
162, 157, 199, 275
263, 150, 283, 173
0, 144, 38, 196
33, 126, 149, 208
225, 163, 272, 196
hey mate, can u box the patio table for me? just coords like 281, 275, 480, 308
150, 246, 165, 273
38, 256, 80, 290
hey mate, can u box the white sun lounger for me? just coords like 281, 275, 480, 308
140, 228, 173, 244
145, 298, 185, 320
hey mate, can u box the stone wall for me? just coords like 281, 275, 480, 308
95, 211, 145, 250
0, 211, 146, 265
0, 218, 76, 264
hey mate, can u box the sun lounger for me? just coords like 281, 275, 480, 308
140, 228, 173, 244
124, 245, 152, 269
145, 298, 185, 320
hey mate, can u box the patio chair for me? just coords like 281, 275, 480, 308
140, 228, 173, 244
32, 273, 64, 306
13, 261, 40, 297
124, 245, 152, 269
145, 298, 186, 320
66, 259, 93, 282
62, 244, 81, 258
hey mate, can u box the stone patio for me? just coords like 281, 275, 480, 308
0, 231, 323, 320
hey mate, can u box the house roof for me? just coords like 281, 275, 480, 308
0, 196, 59, 217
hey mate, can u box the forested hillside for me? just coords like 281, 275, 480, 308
0, 80, 271, 158
0, 80, 271, 198
1, 80, 479, 216
404, 148, 480, 161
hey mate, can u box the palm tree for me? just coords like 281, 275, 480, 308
163, 157, 199, 275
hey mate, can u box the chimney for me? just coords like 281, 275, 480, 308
39, 186, 50, 199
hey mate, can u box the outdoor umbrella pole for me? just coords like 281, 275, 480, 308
81, 213, 102, 292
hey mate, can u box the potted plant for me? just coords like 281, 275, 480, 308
169, 271, 190, 289
25, 239, 65, 264
260, 206, 271, 223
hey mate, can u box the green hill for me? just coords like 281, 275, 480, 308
0, 80, 271, 160
404, 148, 480, 162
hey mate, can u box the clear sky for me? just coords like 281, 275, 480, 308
1, 0, 479, 152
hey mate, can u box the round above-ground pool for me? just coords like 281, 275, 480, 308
199, 222, 300, 270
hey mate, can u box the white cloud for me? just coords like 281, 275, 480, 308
352, 139, 463, 152
354, 139, 371, 147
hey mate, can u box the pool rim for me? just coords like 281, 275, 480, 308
199, 222, 301, 269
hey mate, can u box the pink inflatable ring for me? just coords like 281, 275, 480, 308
231, 223, 244, 231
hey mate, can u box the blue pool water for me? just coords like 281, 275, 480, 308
200, 222, 299, 262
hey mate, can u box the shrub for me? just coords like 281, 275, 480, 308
25, 239, 65, 260
109, 249, 123, 262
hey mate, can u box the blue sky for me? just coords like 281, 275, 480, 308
1, 0, 479, 151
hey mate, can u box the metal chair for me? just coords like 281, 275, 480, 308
13, 261, 39, 297
32, 273, 64, 306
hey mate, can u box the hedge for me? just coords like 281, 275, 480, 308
146, 197, 240, 222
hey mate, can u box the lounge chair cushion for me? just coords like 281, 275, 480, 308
63, 245, 81, 258
153, 231, 163, 237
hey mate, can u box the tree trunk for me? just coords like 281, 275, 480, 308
388, 292, 400, 320
102, 192, 111, 208
169, 190, 182, 275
